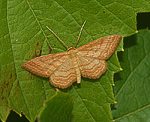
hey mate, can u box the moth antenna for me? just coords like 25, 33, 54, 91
75, 20, 86, 47
46, 26, 68, 50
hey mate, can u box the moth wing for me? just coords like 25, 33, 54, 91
22, 52, 69, 78
78, 55, 107, 79
77, 35, 122, 60
50, 56, 77, 89
77, 35, 121, 79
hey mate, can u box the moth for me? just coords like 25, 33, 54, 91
22, 21, 122, 89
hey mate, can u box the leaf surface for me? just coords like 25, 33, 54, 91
0, 0, 150, 121
113, 30, 150, 122
39, 92, 73, 122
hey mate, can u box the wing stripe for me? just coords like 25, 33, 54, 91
77, 35, 121, 60
52, 74, 76, 81
81, 63, 103, 72
53, 70, 76, 77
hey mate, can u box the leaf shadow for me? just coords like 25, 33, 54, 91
114, 34, 138, 85
6, 110, 29, 122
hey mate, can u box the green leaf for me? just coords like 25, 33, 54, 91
0, 0, 150, 121
0, 0, 17, 120
113, 29, 150, 121
39, 91, 73, 122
